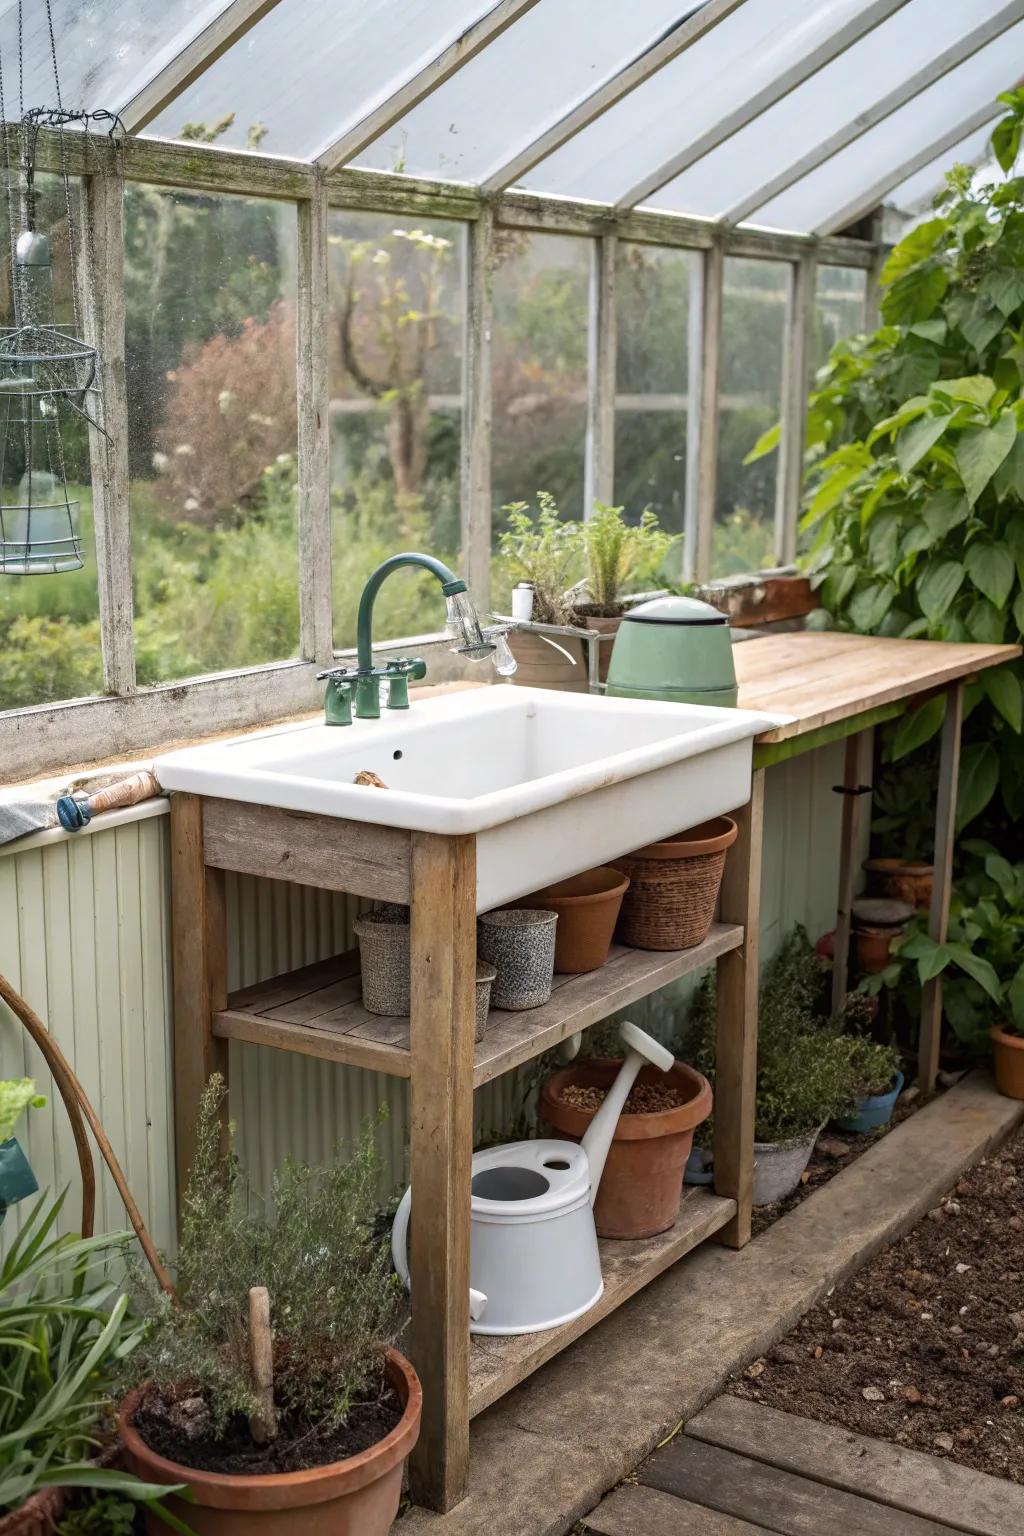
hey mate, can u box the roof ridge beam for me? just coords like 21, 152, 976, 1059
614, 0, 915, 214
119, 0, 286, 134
313, 0, 541, 173
814, 99, 1003, 237
727, 0, 1024, 227
481, 0, 746, 196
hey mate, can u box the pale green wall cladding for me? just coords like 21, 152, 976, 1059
0, 741, 850, 1251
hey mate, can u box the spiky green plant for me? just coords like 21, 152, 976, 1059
578, 502, 673, 615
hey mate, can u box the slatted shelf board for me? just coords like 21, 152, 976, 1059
213, 923, 744, 1086
469, 1188, 736, 1418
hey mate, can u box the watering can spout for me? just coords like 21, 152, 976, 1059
580, 1021, 674, 1206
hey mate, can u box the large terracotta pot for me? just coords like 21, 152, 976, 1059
540, 1058, 712, 1238
119, 1349, 422, 1536
507, 627, 588, 692
992, 1025, 1024, 1101
527, 867, 629, 973
863, 858, 933, 911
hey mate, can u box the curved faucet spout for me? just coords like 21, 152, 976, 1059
356, 552, 466, 672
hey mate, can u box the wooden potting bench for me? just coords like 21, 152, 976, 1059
168, 630, 1018, 1514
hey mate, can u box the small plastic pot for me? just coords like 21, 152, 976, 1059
474, 962, 497, 1042
354, 912, 410, 1016
526, 867, 629, 973
752, 1126, 822, 1206
992, 1025, 1024, 1100
832, 1071, 904, 1134
540, 1058, 712, 1238
477, 909, 557, 1010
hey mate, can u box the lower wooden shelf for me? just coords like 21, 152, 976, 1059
213, 923, 742, 1086
467, 1187, 736, 1418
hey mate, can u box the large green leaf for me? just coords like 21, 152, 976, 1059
895, 410, 951, 473
917, 559, 964, 622
993, 432, 1024, 500
743, 421, 779, 464
923, 490, 969, 540
931, 375, 996, 409
1008, 963, 1024, 1031
848, 580, 895, 632
867, 508, 903, 568
965, 541, 1015, 608
983, 667, 1023, 732
992, 112, 1023, 174
966, 598, 1006, 644
957, 295, 1005, 354
1014, 587, 1024, 637
1006, 516, 1024, 586
882, 264, 948, 326
955, 411, 1016, 504
945, 943, 1004, 1004
982, 266, 1024, 316
956, 741, 1000, 831
881, 219, 946, 285
890, 693, 946, 760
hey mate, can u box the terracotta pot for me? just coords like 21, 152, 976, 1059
854, 924, 897, 974
992, 1025, 1024, 1101
540, 1058, 712, 1239
0, 1488, 66, 1536
616, 817, 737, 951
507, 628, 588, 692
526, 867, 629, 973
863, 858, 933, 911
119, 1348, 422, 1536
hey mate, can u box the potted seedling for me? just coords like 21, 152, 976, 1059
119, 1078, 421, 1536
574, 502, 673, 682
831, 1036, 905, 1133
497, 494, 587, 690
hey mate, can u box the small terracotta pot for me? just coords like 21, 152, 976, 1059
540, 1058, 712, 1239
863, 858, 933, 911
526, 867, 629, 973
992, 1025, 1024, 1101
854, 924, 897, 974
119, 1348, 422, 1536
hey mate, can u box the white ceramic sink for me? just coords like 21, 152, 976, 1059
156, 686, 788, 910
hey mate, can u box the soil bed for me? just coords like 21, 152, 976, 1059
134, 1384, 403, 1476
731, 1128, 1024, 1482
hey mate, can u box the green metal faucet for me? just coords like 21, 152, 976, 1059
317, 552, 511, 725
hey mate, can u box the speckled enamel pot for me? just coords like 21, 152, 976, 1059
477, 909, 557, 1010
475, 962, 498, 1041
355, 912, 410, 1016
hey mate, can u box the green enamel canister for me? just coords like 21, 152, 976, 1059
605, 595, 737, 706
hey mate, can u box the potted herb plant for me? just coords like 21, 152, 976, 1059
831, 1035, 905, 1133
0, 1191, 180, 1535
118, 1078, 421, 1536
574, 502, 673, 682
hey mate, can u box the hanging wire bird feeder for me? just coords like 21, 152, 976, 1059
0, 1, 120, 575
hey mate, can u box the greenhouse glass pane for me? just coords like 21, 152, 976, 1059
125, 186, 299, 685
886, 123, 995, 217
646, 0, 1006, 221
712, 258, 787, 578
755, 21, 1024, 234
811, 266, 867, 374
614, 244, 694, 540
490, 232, 589, 577
4, 0, 231, 117
0, 175, 100, 712
327, 212, 464, 649
147, 0, 498, 161
352, 1, 695, 184
523, 0, 883, 205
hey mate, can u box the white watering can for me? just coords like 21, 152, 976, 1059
391, 1021, 674, 1336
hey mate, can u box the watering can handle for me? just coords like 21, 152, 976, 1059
391, 1187, 487, 1321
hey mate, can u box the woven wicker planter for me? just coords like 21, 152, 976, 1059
615, 817, 738, 951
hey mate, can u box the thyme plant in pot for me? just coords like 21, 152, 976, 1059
119, 1079, 420, 1536
575, 502, 673, 682
831, 1035, 905, 1133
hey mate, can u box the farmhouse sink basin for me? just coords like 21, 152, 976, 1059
156, 686, 787, 910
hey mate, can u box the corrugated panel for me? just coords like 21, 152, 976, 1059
0, 749, 857, 1246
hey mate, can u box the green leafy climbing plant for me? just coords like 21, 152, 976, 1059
749, 89, 1024, 836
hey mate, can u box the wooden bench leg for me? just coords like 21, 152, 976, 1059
714, 769, 765, 1249
831, 727, 875, 1014
170, 792, 228, 1226
408, 832, 476, 1512
918, 684, 963, 1093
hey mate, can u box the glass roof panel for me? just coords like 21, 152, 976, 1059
886, 123, 995, 215
146, 0, 501, 160
1, 0, 233, 116
753, 22, 1022, 233
521, 0, 890, 204
351, 1, 697, 184
645, 0, 1006, 221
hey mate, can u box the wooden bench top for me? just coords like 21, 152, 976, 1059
734, 631, 1020, 745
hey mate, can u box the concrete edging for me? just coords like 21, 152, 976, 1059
403, 1071, 1024, 1536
